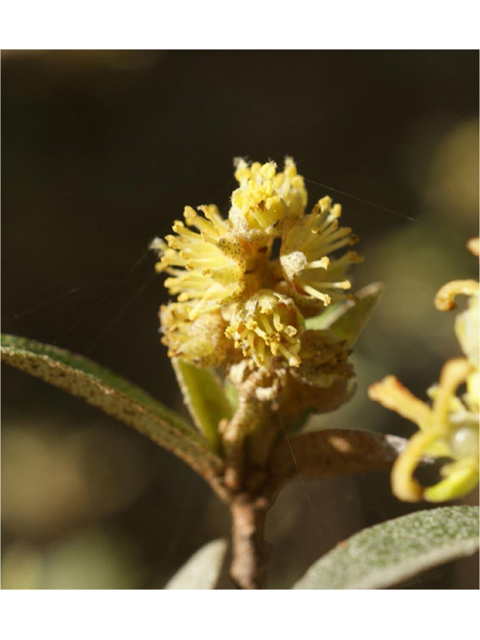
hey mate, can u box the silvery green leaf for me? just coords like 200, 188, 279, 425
294, 506, 479, 589
164, 539, 228, 590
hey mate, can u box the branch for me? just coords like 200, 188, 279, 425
230, 496, 270, 589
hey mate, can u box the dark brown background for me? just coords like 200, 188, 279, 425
2, 50, 478, 588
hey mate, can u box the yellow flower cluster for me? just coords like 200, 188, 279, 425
369, 238, 479, 503
152, 158, 361, 388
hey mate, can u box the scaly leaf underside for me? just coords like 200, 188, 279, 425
266, 429, 411, 498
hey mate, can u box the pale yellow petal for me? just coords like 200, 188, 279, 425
434, 279, 479, 311
432, 358, 473, 426
424, 458, 479, 502
368, 376, 431, 428
391, 429, 444, 502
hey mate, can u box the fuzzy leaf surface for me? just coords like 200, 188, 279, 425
1, 334, 223, 479
164, 539, 228, 589
294, 506, 479, 589
266, 429, 409, 498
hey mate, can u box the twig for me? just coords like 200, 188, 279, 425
230, 496, 270, 589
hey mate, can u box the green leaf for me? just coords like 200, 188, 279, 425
172, 358, 234, 453
304, 301, 343, 331
1, 334, 223, 479
164, 539, 228, 589
224, 380, 239, 412
294, 506, 479, 589
305, 282, 383, 345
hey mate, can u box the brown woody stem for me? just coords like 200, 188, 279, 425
230, 497, 269, 589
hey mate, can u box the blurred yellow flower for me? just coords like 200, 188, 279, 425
369, 359, 478, 502
436, 237, 479, 368
369, 237, 479, 503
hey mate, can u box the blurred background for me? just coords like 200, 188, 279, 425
2, 50, 478, 589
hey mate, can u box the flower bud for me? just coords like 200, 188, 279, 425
226, 290, 304, 367
160, 303, 231, 368
229, 158, 307, 242
290, 330, 355, 388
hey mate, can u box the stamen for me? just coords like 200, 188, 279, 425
301, 284, 332, 305
308, 257, 330, 270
